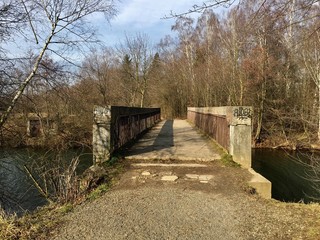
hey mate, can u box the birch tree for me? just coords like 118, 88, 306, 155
0, 0, 117, 129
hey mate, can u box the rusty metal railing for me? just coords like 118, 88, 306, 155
187, 109, 229, 150
112, 107, 161, 151
93, 106, 160, 164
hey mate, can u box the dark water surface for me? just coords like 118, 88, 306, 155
252, 148, 319, 203
0, 148, 92, 215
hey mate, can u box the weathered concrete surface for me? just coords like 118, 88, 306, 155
248, 168, 272, 199
161, 175, 179, 181
125, 119, 271, 200
132, 163, 208, 168
125, 120, 221, 161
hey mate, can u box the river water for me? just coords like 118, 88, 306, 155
252, 148, 320, 203
0, 148, 92, 215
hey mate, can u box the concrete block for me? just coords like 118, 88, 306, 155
141, 171, 151, 176
161, 175, 178, 181
186, 174, 199, 179
248, 168, 272, 199
198, 175, 214, 181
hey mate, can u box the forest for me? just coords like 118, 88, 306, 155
0, 0, 319, 149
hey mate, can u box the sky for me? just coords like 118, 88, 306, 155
2, 0, 234, 64
92, 0, 230, 47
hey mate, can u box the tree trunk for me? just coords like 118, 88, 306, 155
254, 83, 265, 142
0, 30, 54, 129
318, 75, 320, 142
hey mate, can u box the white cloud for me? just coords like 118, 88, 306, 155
95, 0, 231, 46
114, 0, 202, 27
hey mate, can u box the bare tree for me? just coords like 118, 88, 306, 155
0, 0, 117, 129
302, 25, 320, 141
81, 48, 118, 106
117, 33, 154, 108
0, 1, 26, 43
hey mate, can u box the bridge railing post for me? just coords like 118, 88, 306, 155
93, 106, 111, 165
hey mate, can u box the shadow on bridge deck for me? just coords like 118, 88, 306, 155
125, 119, 221, 161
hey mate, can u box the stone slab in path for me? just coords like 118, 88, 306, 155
161, 175, 179, 181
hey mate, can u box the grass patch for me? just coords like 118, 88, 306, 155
220, 153, 241, 167
58, 203, 74, 214
87, 183, 110, 201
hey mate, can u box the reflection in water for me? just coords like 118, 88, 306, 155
252, 149, 319, 203
0, 148, 92, 215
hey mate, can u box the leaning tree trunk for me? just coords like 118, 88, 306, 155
0, 29, 55, 129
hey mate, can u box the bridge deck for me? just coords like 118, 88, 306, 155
125, 119, 221, 161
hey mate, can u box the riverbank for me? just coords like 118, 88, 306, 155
253, 132, 320, 151
0, 157, 126, 239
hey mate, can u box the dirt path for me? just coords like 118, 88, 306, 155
51, 160, 320, 240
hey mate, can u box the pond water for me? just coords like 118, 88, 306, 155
252, 148, 320, 203
0, 148, 92, 215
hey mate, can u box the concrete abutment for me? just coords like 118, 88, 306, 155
93, 106, 161, 164
187, 106, 271, 199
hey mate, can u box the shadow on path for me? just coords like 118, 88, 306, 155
126, 120, 174, 156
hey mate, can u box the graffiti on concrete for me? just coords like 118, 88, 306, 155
94, 107, 110, 117
233, 107, 252, 120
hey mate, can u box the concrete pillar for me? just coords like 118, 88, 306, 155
92, 106, 111, 165
227, 106, 252, 169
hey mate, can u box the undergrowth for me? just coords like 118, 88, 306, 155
0, 155, 126, 240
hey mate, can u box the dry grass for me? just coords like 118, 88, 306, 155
0, 209, 20, 240
0, 157, 126, 239
0, 204, 67, 240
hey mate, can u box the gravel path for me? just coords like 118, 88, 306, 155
51, 161, 320, 240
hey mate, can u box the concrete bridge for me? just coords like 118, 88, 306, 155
92, 105, 271, 199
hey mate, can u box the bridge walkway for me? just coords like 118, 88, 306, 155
125, 119, 221, 161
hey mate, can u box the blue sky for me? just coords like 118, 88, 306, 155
92, 0, 229, 47
2, 0, 233, 63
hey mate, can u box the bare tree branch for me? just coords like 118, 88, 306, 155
0, 0, 117, 129
163, 0, 237, 19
